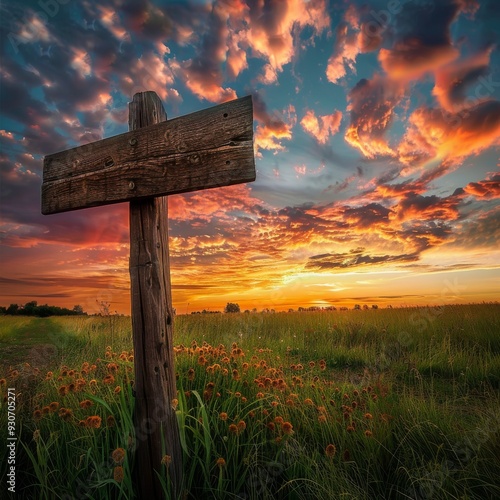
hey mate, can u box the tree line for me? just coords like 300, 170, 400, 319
0, 301, 86, 317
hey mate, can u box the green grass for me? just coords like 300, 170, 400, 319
1, 304, 499, 499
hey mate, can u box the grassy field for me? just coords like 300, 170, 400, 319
1, 304, 499, 499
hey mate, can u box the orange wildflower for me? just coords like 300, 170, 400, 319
59, 408, 73, 421
325, 444, 336, 458
161, 455, 172, 467
219, 412, 228, 421
33, 410, 42, 421
216, 457, 226, 468
112, 448, 126, 465
86, 416, 102, 429
228, 424, 238, 435
114, 386, 121, 394
49, 401, 59, 412
113, 466, 124, 483
237, 420, 246, 432
106, 415, 116, 427
282, 422, 293, 435
365, 430, 373, 437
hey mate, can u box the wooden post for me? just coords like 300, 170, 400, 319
128, 92, 182, 498
41, 91, 255, 498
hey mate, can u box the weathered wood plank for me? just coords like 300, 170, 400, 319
128, 91, 182, 499
41, 141, 254, 214
41, 95, 254, 214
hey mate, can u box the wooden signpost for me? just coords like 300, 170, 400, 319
42, 92, 255, 498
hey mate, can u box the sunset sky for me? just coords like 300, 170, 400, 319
1, 0, 499, 315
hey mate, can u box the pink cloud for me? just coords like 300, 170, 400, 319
120, 48, 182, 103
326, 9, 361, 84
247, 0, 330, 79
432, 47, 493, 113
253, 97, 296, 156
300, 109, 342, 144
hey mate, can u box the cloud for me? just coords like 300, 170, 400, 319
326, 3, 389, 84
326, 19, 361, 84
463, 172, 500, 199
446, 208, 500, 249
345, 74, 404, 158
119, 45, 182, 103
306, 247, 418, 270
247, 0, 330, 78
342, 203, 393, 228
378, 0, 479, 80
300, 109, 342, 144
252, 93, 296, 156
178, 2, 238, 102
398, 100, 500, 167
395, 192, 462, 221
432, 46, 494, 112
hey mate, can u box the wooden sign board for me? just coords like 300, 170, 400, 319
42, 96, 254, 214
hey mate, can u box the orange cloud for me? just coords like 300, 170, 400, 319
377, 0, 479, 81
379, 42, 459, 81
394, 193, 462, 222
253, 96, 296, 156
300, 109, 342, 144
120, 48, 181, 103
326, 5, 363, 84
432, 47, 493, 112
345, 74, 404, 158
398, 100, 500, 167
247, 0, 330, 78
464, 173, 500, 199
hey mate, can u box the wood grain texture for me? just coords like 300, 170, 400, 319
128, 91, 182, 499
41, 96, 254, 214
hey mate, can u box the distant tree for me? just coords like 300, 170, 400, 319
23, 301, 38, 315
363, 304, 369, 310
353, 304, 361, 310
0, 306, 6, 315
224, 302, 240, 313
288, 308, 294, 313
72, 305, 85, 315
372, 304, 379, 309
6, 304, 19, 315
